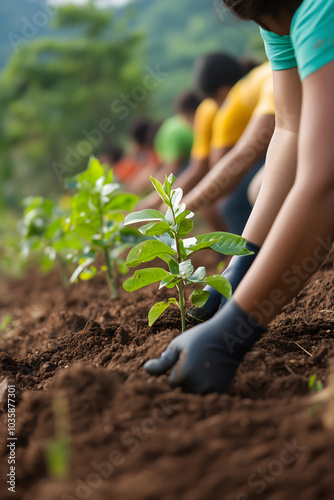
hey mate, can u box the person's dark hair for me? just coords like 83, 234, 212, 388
218, 0, 302, 23
174, 90, 202, 115
129, 118, 151, 146
99, 145, 123, 164
194, 52, 244, 98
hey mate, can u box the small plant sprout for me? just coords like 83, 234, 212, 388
123, 174, 253, 332
46, 393, 71, 480
65, 157, 139, 299
0, 315, 12, 331
309, 375, 324, 392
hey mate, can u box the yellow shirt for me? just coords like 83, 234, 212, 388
191, 98, 219, 160
211, 62, 275, 150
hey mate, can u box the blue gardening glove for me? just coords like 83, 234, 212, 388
188, 240, 260, 322
144, 298, 266, 394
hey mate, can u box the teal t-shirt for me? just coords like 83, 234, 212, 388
261, 0, 334, 80
154, 115, 193, 164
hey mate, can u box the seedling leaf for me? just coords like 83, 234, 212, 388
205, 275, 232, 299
190, 289, 210, 307
123, 268, 169, 292
126, 240, 176, 267
125, 209, 165, 225
139, 221, 171, 236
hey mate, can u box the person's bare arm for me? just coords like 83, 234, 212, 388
183, 113, 275, 210
209, 146, 233, 168
236, 63, 334, 324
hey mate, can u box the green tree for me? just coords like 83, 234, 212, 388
0, 1, 144, 208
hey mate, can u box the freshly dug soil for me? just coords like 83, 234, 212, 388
0, 250, 333, 500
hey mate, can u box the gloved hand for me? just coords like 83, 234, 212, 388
188, 240, 260, 322
144, 298, 266, 394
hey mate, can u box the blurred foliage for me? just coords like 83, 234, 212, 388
0, 1, 145, 209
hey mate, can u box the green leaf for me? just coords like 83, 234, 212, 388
210, 233, 253, 256
123, 268, 169, 292
104, 193, 138, 212
70, 253, 96, 283
150, 176, 170, 205
179, 260, 194, 278
183, 234, 222, 256
148, 297, 179, 327
190, 289, 210, 307
80, 156, 105, 186
80, 266, 97, 280
171, 188, 183, 208
139, 221, 171, 236
188, 267, 206, 283
125, 240, 176, 267
205, 275, 232, 299
178, 218, 193, 238
309, 375, 316, 390
167, 173, 176, 187
175, 210, 194, 224
163, 175, 171, 197
148, 301, 171, 327
168, 259, 179, 274
101, 183, 119, 197
159, 274, 181, 289
45, 218, 63, 239
124, 209, 165, 226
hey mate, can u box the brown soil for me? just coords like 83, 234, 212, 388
0, 250, 334, 500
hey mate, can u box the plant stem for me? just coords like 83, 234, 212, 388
177, 283, 186, 332
98, 196, 118, 299
170, 198, 186, 331
57, 256, 69, 290
104, 248, 118, 299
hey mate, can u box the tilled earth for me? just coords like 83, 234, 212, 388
0, 250, 334, 500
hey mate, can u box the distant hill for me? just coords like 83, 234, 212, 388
0, 0, 263, 114
120, 0, 262, 114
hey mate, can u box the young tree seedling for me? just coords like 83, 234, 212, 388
123, 174, 253, 332
65, 157, 139, 299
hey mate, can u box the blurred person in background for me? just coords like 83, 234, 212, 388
114, 118, 160, 185
139, 54, 275, 238
97, 145, 124, 169
132, 90, 201, 196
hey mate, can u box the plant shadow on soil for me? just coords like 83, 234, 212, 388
0, 249, 334, 500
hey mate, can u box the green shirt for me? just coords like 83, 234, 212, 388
261, 0, 334, 80
154, 115, 193, 164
